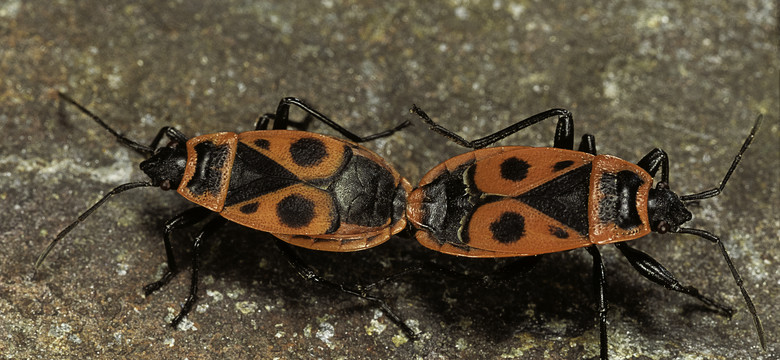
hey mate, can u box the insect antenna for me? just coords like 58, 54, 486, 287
58, 92, 156, 157
674, 227, 766, 350
681, 114, 762, 202
35, 181, 154, 270
675, 114, 765, 349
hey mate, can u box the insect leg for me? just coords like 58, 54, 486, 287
586, 246, 609, 360
170, 217, 228, 327
613, 242, 733, 315
636, 148, 670, 185
274, 239, 418, 339
143, 207, 213, 295
578, 134, 597, 155
272, 97, 411, 142
146, 126, 188, 150
253, 114, 273, 130
553, 111, 574, 150
410, 105, 573, 149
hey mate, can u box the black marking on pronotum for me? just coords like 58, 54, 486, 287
422, 161, 476, 246
187, 141, 230, 196
598, 170, 644, 230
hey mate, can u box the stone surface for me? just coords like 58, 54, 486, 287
0, 1, 777, 359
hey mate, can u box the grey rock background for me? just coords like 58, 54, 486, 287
0, 1, 777, 359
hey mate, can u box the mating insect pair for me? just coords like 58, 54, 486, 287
37, 92, 764, 359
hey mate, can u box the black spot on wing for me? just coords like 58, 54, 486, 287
254, 138, 270, 150
552, 160, 574, 172
490, 211, 526, 244
549, 225, 569, 239
239, 202, 259, 214
290, 137, 327, 167
276, 194, 315, 228
500, 157, 530, 182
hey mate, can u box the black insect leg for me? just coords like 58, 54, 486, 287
274, 239, 419, 339
586, 246, 609, 360
636, 149, 670, 185
580, 135, 608, 359
143, 207, 213, 295
613, 242, 733, 315
553, 112, 574, 150
254, 114, 272, 130
146, 126, 189, 151
410, 105, 573, 149
578, 134, 597, 155
271, 97, 411, 142
170, 217, 228, 327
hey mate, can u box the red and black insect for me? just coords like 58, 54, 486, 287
36, 92, 414, 335
406, 105, 765, 359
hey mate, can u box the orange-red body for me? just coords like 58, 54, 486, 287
407, 146, 653, 257
179, 130, 411, 251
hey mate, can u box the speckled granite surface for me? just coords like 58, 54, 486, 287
1, 1, 777, 359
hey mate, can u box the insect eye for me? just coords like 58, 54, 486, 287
656, 220, 669, 234
160, 179, 171, 191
